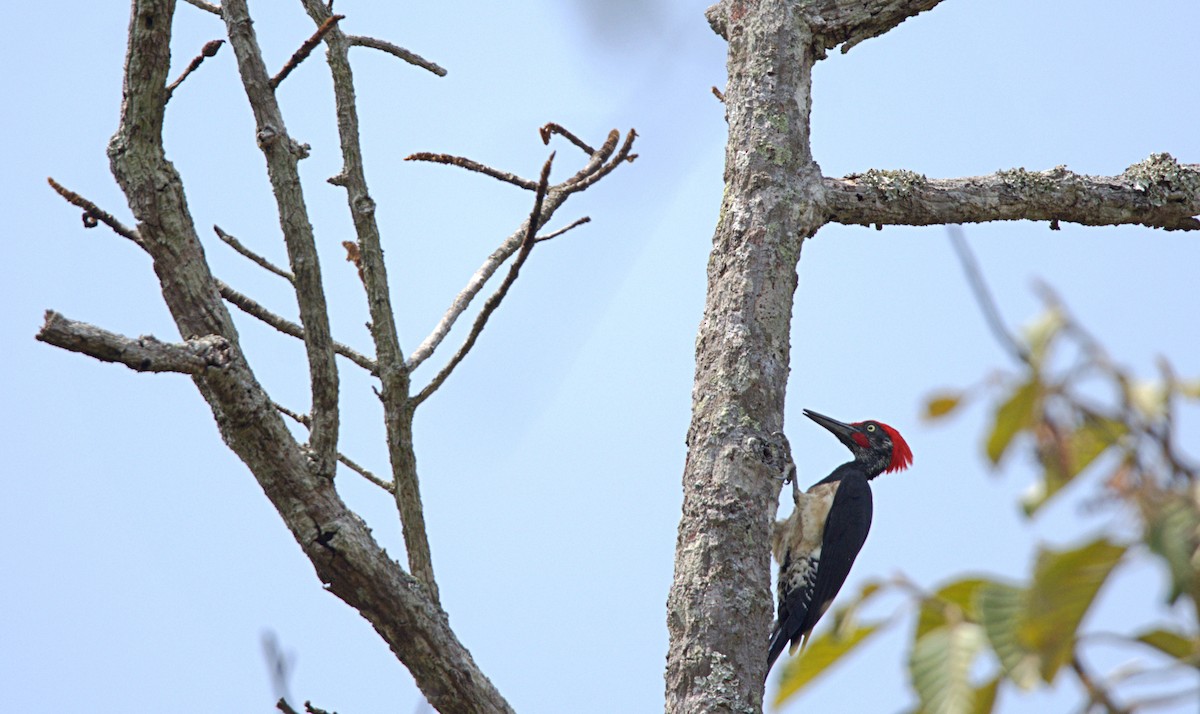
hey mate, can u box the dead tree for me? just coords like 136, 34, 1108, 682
39, 1, 634, 712
665, 1, 1200, 712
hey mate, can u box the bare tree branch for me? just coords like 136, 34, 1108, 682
405, 127, 637, 372
213, 225, 294, 283
706, 0, 946, 52
270, 14, 344, 90
414, 153, 554, 406
36, 311, 232, 374
539, 122, 595, 155
347, 34, 446, 77
535, 216, 590, 243
274, 400, 395, 493
223, 0, 340, 476
298, 0, 443, 611
181, 0, 221, 16
824, 157, 1200, 232
95, 6, 510, 713
165, 39, 224, 102
47, 177, 144, 247
405, 152, 539, 190
217, 280, 377, 373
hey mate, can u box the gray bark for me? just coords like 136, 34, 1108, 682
666, 1, 1198, 712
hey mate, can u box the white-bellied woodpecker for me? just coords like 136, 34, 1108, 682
768, 408, 913, 670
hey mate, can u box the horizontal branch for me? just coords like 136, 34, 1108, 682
37, 310, 232, 374
405, 152, 538, 190
346, 35, 446, 77
824, 154, 1200, 232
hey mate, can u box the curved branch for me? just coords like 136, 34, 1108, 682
824, 156, 1200, 232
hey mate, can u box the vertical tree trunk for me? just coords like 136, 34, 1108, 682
665, 2, 823, 711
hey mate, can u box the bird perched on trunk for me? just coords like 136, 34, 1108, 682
768, 408, 913, 671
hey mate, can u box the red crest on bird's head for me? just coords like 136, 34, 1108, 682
878, 423, 912, 473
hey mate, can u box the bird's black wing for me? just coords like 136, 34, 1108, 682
796, 473, 873, 640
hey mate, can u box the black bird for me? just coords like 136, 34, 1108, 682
768, 408, 913, 671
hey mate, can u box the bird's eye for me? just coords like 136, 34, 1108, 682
866, 424, 876, 432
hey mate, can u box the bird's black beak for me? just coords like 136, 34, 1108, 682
803, 409, 860, 452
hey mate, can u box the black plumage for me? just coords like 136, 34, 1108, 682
768, 409, 912, 671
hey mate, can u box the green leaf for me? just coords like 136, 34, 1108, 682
1144, 495, 1200, 605
909, 623, 986, 714
1023, 539, 1126, 682
970, 675, 1001, 714
986, 379, 1040, 465
1134, 628, 1200, 663
976, 582, 1040, 690
774, 622, 883, 705
925, 392, 965, 420
917, 578, 989, 639
1023, 417, 1127, 516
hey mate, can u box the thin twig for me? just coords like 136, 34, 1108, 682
347, 35, 446, 77
414, 153, 554, 406
181, 0, 221, 15
535, 216, 591, 243
405, 153, 538, 190
274, 401, 393, 492
712, 86, 725, 103
539, 122, 595, 155
270, 14, 345, 89
217, 280, 377, 373
165, 39, 224, 102
47, 177, 144, 247
213, 225, 294, 282
947, 224, 1030, 363
559, 128, 638, 193
1072, 655, 1130, 714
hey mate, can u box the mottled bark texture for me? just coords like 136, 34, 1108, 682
91, 1, 513, 711
667, 1, 1199, 713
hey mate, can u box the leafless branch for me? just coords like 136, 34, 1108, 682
36, 311, 232, 374
1072, 655, 1131, 714
706, 0, 945, 52
946, 225, 1030, 363
535, 216, 591, 243
347, 35, 446, 77
47, 177, 144, 247
181, 0, 221, 16
405, 152, 539, 190
298, 0, 441, 608
711, 86, 725, 103
274, 401, 394, 493
213, 225, 295, 283
270, 14, 345, 90
216, 280, 376, 373
224, 0, 340, 476
165, 39, 224, 102
539, 122, 595, 155
824, 156, 1200, 232
413, 153, 554, 406
406, 127, 637, 372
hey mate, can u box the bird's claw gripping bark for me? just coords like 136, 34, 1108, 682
768, 431, 797, 485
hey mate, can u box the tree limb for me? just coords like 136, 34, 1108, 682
46, 177, 144, 247
223, 0, 340, 476
706, 0, 945, 52
298, 0, 442, 610
413, 153, 554, 406
98, 5, 508, 713
217, 280, 377, 374
347, 34, 446, 77
824, 156, 1200, 231
213, 225, 295, 283
36, 311, 232, 374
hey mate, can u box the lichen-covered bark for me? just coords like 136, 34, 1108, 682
665, 2, 823, 711
101, 2, 513, 711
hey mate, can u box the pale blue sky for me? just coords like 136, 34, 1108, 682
3, 2, 1198, 712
